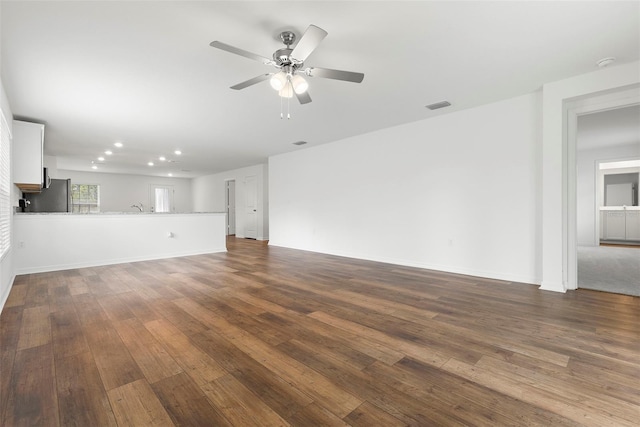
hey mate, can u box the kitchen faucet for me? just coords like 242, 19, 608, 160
131, 203, 144, 212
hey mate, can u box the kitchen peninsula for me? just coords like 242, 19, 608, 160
13, 212, 226, 274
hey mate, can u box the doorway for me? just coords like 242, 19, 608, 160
575, 105, 640, 296
149, 185, 174, 213
244, 175, 257, 239
225, 180, 236, 236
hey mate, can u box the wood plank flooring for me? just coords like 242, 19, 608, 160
1, 237, 638, 426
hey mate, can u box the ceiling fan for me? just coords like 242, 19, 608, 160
209, 25, 364, 107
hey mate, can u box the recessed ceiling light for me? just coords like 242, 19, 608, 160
159, 156, 166, 161
174, 150, 182, 155
105, 150, 113, 155
97, 156, 105, 162
168, 173, 173, 177
91, 165, 98, 170
148, 161, 154, 166
114, 142, 123, 148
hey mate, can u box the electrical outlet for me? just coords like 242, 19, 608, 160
18, 241, 25, 248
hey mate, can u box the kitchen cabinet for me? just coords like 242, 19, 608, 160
626, 210, 640, 240
601, 207, 640, 242
13, 120, 45, 193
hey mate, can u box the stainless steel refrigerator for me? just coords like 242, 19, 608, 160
23, 179, 71, 212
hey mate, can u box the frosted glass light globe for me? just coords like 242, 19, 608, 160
270, 71, 287, 90
278, 84, 294, 98
291, 74, 308, 94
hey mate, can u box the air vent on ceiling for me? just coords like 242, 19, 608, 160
292, 141, 307, 146
425, 101, 451, 110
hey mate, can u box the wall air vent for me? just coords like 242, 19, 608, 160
292, 141, 307, 146
425, 101, 451, 110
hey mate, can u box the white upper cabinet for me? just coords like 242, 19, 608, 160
13, 120, 44, 193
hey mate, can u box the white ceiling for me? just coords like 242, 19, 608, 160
1, 1, 639, 178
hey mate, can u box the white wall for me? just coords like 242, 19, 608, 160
44, 155, 58, 178
57, 169, 192, 213
577, 144, 640, 246
270, 93, 541, 284
14, 213, 226, 274
192, 163, 269, 240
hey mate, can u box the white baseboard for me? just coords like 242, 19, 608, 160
0, 273, 16, 314
539, 281, 567, 293
15, 248, 226, 276
268, 241, 540, 286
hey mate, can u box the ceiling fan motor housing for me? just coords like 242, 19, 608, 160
273, 48, 293, 66
273, 51, 303, 72
274, 31, 305, 69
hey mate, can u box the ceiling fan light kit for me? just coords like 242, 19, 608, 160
210, 24, 364, 119
269, 71, 287, 90
278, 85, 294, 99
291, 74, 308, 94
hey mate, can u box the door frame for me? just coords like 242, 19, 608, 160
225, 179, 236, 236
566, 91, 640, 290
244, 175, 258, 239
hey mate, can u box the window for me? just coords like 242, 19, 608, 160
71, 184, 100, 213
0, 112, 11, 259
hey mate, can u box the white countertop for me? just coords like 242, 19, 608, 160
15, 211, 225, 215
600, 206, 640, 211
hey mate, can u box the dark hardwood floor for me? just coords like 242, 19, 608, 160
1, 237, 638, 426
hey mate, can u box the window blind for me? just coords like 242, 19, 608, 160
0, 112, 11, 260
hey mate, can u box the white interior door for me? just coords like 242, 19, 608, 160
245, 175, 257, 239
149, 185, 174, 213
226, 180, 236, 235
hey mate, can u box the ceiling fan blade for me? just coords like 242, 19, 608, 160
290, 25, 328, 62
307, 67, 364, 83
210, 41, 273, 65
295, 90, 312, 104
230, 74, 272, 90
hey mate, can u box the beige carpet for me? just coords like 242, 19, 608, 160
578, 245, 640, 296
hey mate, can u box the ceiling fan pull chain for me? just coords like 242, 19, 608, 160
287, 83, 291, 120
280, 93, 284, 119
